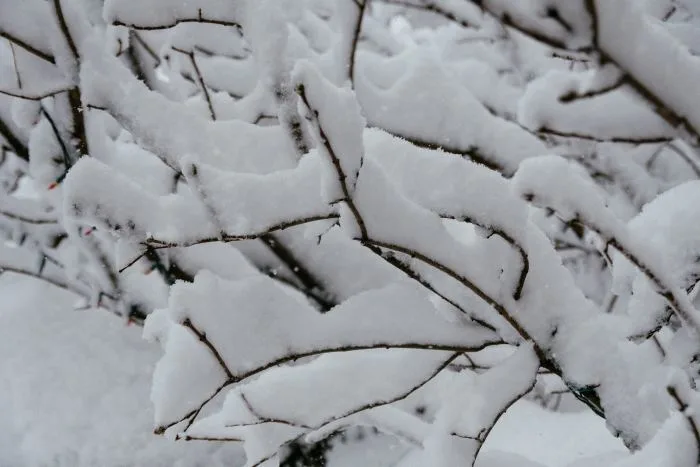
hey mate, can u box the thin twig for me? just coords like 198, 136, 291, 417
145, 214, 340, 249
667, 385, 700, 463
0, 31, 55, 64
297, 84, 368, 239
348, 0, 367, 86
182, 318, 233, 379
0, 87, 69, 101
172, 47, 216, 120
154, 339, 501, 434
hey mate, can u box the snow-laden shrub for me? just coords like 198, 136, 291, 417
2, 0, 700, 466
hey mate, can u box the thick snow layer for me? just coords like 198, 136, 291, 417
0, 277, 631, 466
0, 275, 242, 467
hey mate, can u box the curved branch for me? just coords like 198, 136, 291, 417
607, 236, 700, 333
377, 128, 508, 175
112, 17, 242, 32
439, 214, 529, 300
538, 127, 672, 145
145, 214, 340, 249
154, 339, 502, 435
367, 247, 497, 331
667, 385, 700, 464
182, 318, 233, 379
471, 375, 536, 465
0, 87, 69, 101
375, 0, 478, 28
348, 0, 367, 86
226, 353, 461, 431
0, 264, 76, 294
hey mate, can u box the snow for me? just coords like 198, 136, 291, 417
104, 0, 245, 30
4, 1, 700, 465
355, 47, 547, 175
518, 69, 674, 141
0, 275, 243, 466
595, 0, 700, 142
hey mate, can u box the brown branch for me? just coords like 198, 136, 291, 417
607, 236, 700, 332
663, 142, 700, 178
0, 114, 29, 161
227, 353, 461, 431
145, 214, 340, 249
370, 247, 497, 331
52, 0, 79, 62
182, 318, 234, 379
358, 236, 604, 416
527, 198, 700, 334
125, 31, 149, 86
537, 127, 671, 144
376, 0, 477, 29
377, 128, 507, 174
153, 339, 502, 434
67, 87, 88, 156
667, 385, 700, 463
250, 452, 278, 467
440, 214, 529, 300
259, 233, 336, 312
467, 0, 593, 53
559, 77, 627, 103
40, 106, 72, 168
0, 264, 75, 294
471, 375, 536, 465
587, 0, 700, 145
360, 238, 536, 346
237, 392, 314, 429
112, 15, 242, 32
179, 435, 243, 442
52, 0, 89, 157
297, 84, 368, 239
0, 31, 55, 64
0, 209, 56, 225
0, 87, 69, 101
348, 0, 367, 86
172, 47, 216, 120
131, 32, 161, 66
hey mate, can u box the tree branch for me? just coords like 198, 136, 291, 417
667, 385, 700, 463
348, 0, 367, 86
0, 30, 55, 64
154, 339, 502, 435
182, 318, 233, 379
0, 114, 29, 161
297, 84, 368, 239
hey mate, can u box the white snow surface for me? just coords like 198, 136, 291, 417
0, 275, 628, 467
0, 275, 243, 467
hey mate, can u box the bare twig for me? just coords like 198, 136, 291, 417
537, 127, 671, 145
297, 84, 368, 239
376, 0, 477, 29
0, 87, 69, 101
348, 0, 367, 85
0, 30, 55, 64
182, 318, 233, 379
145, 214, 340, 249
153, 339, 501, 434
112, 13, 242, 32
0, 114, 29, 161
172, 47, 216, 120
667, 385, 700, 463
440, 214, 529, 300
